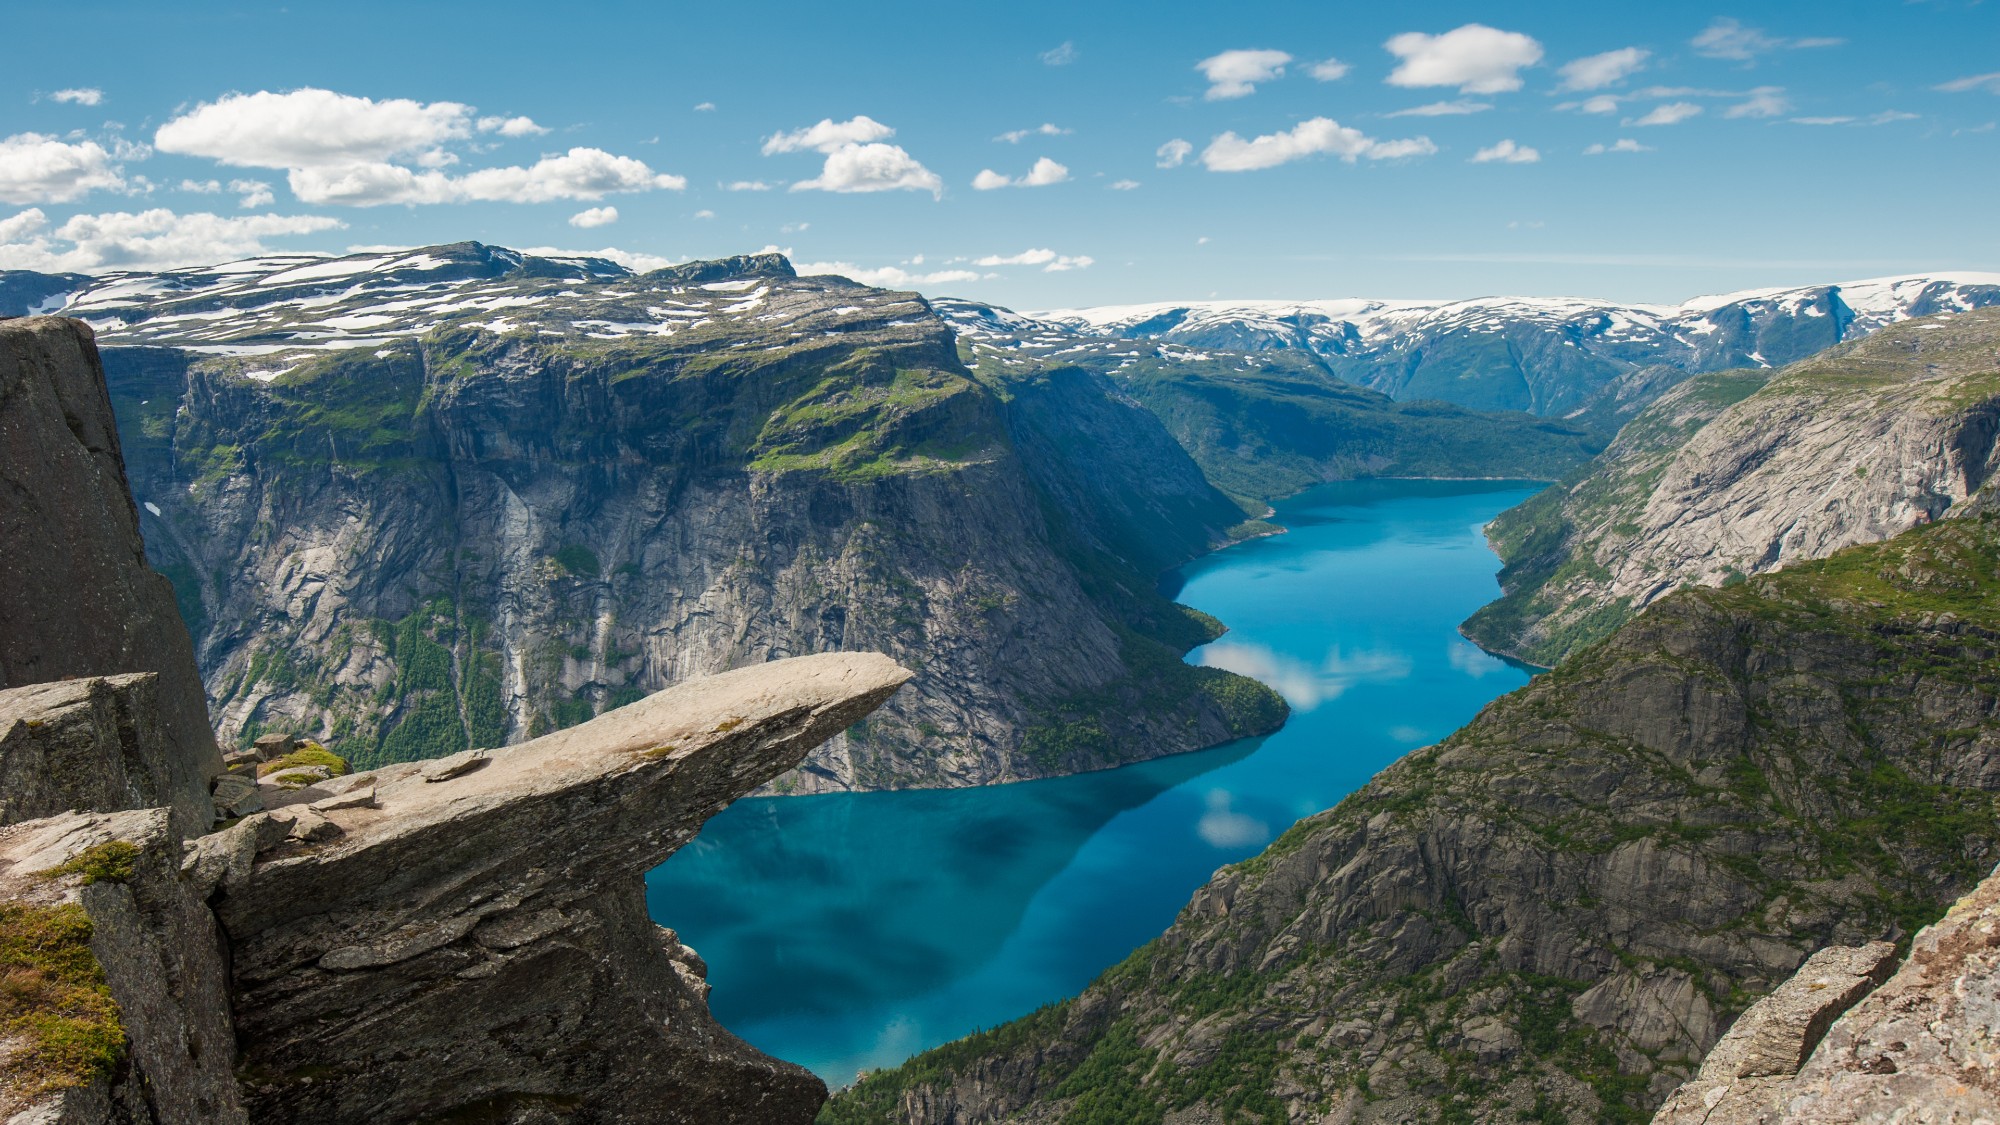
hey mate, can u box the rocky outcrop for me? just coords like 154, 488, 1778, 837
89, 251, 1282, 791
1465, 308, 2000, 667
0, 319, 220, 833
825, 515, 2000, 1124
0, 676, 190, 829
1655, 864, 2000, 1124
0, 806, 247, 1125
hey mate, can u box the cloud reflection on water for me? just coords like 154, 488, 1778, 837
1196, 789, 1271, 849
1448, 639, 1510, 678
1196, 641, 1412, 710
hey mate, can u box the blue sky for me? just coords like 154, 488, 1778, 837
2, 0, 1996, 307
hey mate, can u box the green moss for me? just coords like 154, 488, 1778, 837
41, 841, 139, 886
551, 544, 600, 578
257, 745, 350, 778
0, 903, 125, 1098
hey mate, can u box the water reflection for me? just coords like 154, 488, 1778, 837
648, 478, 1544, 1078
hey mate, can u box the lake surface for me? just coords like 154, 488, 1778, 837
645, 478, 1542, 1082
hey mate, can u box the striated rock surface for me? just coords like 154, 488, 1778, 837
0, 676, 188, 829
1465, 308, 2000, 667
86, 246, 1283, 790
219, 651, 909, 1124
0, 318, 220, 833
825, 515, 2000, 1125
0, 807, 246, 1125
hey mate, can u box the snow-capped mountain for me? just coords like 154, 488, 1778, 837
1012, 273, 2000, 416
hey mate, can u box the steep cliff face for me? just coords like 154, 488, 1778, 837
89, 247, 1280, 790
0, 318, 220, 834
825, 515, 2000, 1125
1465, 308, 2000, 667
941, 299, 1602, 505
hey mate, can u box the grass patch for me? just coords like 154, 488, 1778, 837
0, 903, 124, 1099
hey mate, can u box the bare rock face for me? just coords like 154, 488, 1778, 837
217, 651, 910, 1124
0, 318, 220, 834
0, 808, 246, 1125
0, 675, 188, 828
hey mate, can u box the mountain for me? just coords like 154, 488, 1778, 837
937, 298, 1604, 504
21, 242, 1288, 791
822, 512, 2000, 1125
1464, 306, 2000, 667
1008, 273, 2000, 417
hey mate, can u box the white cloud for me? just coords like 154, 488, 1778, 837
1631, 102, 1703, 127
0, 133, 128, 205
1197, 49, 1293, 99
1557, 47, 1649, 91
791, 142, 943, 197
49, 88, 104, 107
569, 205, 618, 228
1583, 138, 1652, 154
1040, 41, 1078, 66
1310, 58, 1350, 82
179, 179, 221, 193
1200, 118, 1436, 172
1386, 99, 1492, 117
155, 88, 474, 168
970, 156, 1070, 189
1470, 138, 1540, 164
230, 179, 274, 208
1155, 138, 1193, 168
476, 115, 548, 137
761, 115, 895, 155
793, 259, 981, 288
996, 123, 1069, 143
973, 247, 1093, 271
1692, 18, 1841, 62
1385, 24, 1543, 94
1790, 111, 1921, 127
693, 101, 717, 111
518, 245, 677, 272
1195, 641, 1409, 711
1938, 72, 2000, 94
1723, 87, 1791, 119
1108, 179, 1140, 190
288, 147, 685, 206
695, 209, 716, 219
1578, 94, 1621, 114
724, 180, 772, 191
0, 206, 343, 272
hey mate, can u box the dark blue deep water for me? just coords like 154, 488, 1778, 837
645, 478, 1542, 1082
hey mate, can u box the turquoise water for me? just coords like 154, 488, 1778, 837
645, 478, 1542, 1082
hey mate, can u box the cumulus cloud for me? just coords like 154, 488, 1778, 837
155, 88, 474, 168
1583, 138, 1652, 154
477, 115, 548, 137
761, 115, 895, 155
1938, 72, 2000, 94
1155, 138, 1193, 168
970, 156, 1070, 189
0, 133, 128, 205
0, 206, 343, 272
1470, 138, 1540, 163
1040, 41, 1078, 66
790, 142, 943, 197
1723, 87, 1791, 119
1557, 47, 1648, 91
1631, 102, 1703, 126
231, 179, 275, 208
793, 258, 981, 288
1197, 49, 1293, 99
1692, 18, 1842, 62
1385, 24, 1543, 94
724, 180, 772, 191
693, 101, 716, 112
518, 244, 677, 272
569, 205, 618, 227
995, 123, 1069, 143
1200, 118, 1436, 171
973, 248, 1093, 271
1310, 58, 1350, 81
1109, 179, 1140, 190
1387, 99, 1492, 117
1577, 95, 1621, 114
49, 88, 104, 106
288, 147, 685, 206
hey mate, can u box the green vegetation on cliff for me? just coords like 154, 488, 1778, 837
0, 903, 125, 1100
827, 514, 2000, 1124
